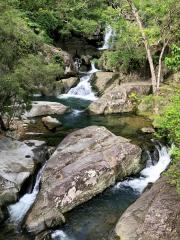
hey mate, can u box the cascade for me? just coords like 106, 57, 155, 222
59, 62, 99, 101
114, 144, 171, 193
8, 164, 46, 224
98, 25, 115, 50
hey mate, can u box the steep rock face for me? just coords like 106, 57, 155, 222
92, 72, 120, 95
89, 82, 152, 115
25, 126, 142, 234
25, 101, 69, 118
111, 177, 180, 240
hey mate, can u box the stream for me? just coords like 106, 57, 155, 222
0, 26, 172, 240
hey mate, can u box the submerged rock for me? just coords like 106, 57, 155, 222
25, 101, 69, 118
25, 126, 142, 234
42, 116, 62, 130
110, 177, 180, 240
89, 82, 152, 115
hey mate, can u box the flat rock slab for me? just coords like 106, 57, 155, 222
25, 101, 69, 118
111, 176, 180, 240
26, 126, 142, 234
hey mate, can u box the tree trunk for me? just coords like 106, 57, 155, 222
126, 0, 157, 93
0, 115, 7, 131
156, 40, 169, 91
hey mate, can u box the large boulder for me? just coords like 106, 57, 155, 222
92, 72, 119, 95
111, 177, 180, 240
25, 101, 69, 118
25, 126, 142, 234
89, 82, 152, 115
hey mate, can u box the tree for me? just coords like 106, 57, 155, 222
113, 0, 179, 93
0, 54, 63, 130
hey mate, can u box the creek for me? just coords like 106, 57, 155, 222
0, 26, 171, 240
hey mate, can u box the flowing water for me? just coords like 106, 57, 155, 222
59, 63, 99, 101
114, 145, 171, 193
1, 28, 172, 240
8, 164, 46, 225
98, 26, 115, 50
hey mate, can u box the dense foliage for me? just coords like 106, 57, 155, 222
155, 90, 180, 192
8, 0, 108, 40
99, 0, 179, 74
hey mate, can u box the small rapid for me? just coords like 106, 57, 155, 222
51, 230, 73, 240
114, 144, 171, 193
59, 63, 99, 101
8, 164, 46, 224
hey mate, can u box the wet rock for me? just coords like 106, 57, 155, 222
42, 116, 62, 130
24, 140, 48, 164
89, 82, 152, 115
25, 101, 69, 118
0, 137, 34, 208
25, 126, 142, 234
92, 72, 119, 95
110, 177, 180, 240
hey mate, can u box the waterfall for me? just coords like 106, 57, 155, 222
8, 164, 46, 224
98, 26, 115, 50
59, 63, 99, 101
51, 230, 73, 240
114, 145, 171, 193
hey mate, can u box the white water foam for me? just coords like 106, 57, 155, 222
51, 230, 72, 240
8, 164, 46, 224
98, 25, 115, 50
114, 145, 171, 193
71, 109, 85, 116
59, 63, 99, 101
